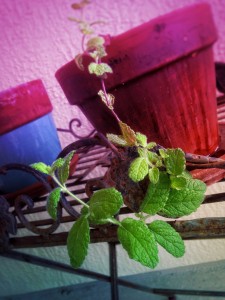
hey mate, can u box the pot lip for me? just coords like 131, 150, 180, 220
0, 79, 53, 135
55, 2, 218, 104
104, 2, 218, 87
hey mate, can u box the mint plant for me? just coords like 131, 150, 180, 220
31, 128, 206, 270
31, 0, 207, 269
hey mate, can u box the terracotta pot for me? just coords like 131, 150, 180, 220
56, 3, 218, 155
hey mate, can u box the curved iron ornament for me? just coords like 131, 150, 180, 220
0, 135, 115, 243
15, 194, 62, 236
0, 164, 62, 237
57, 118, 96, 140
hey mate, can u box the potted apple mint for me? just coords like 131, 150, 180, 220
32, 2, 209, 269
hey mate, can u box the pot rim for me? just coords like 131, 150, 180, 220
55, 2, 217, 104
0, 80, 53, 135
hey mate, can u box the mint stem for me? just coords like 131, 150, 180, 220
53, 175, 89, 208
100, 78, 121, 123
106, 217, 121, 226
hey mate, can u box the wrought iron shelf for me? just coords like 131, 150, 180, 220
2, 96, 225, 299
2, 99, 225, 250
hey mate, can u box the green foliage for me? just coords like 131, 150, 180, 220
118, 218, 158, 268
31, 162, 51, 175
88, 188, 123, 224
164, 148, 186, 175
47, 187, 61, 220
86, 36, 105, 50
136, 132, 147, 147
148, 220, 185, 258
67, 216, 90, 268
51, 158, 65, 172
31, 129, 206, 270
159, 148, 168, 158
58, 151, 76, 184
170, 175, 187, 190
148, 166, 159, 184
88, 62, 112, 76
128, 157, 149, 182
140, 172, 171, 215
147, 142, 157, 149
160, 178, 206, 218
106, 134, 128, 146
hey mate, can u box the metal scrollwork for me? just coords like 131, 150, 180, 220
57, 118, 96, 140
15, 194, 62, 236
0, 164, 62, 237
0, 133, 115, 245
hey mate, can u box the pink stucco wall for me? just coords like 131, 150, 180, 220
1, 0, 225, 147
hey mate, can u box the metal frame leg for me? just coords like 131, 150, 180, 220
109, 242, 119, 300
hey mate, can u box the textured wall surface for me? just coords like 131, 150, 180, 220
1, 0, 225, 297
1, 0, 225, 147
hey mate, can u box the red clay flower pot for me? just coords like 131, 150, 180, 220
56, 3, 218, 155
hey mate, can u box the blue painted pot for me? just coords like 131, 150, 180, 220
0, 80, 61, 194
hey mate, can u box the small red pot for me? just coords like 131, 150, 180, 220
56, 3, 218, 155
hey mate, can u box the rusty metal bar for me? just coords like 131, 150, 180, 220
7, 217, 225, 250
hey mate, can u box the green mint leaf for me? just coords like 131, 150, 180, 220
170, 175, 187, 190
147, 151, 159, 164
58, 151, 75, 184
67, 216, 90, 268
128, 157, 149, 182
119, 121, 137, 146
181, 170, 193, 179
140, 172, 170, 215
159, 149, 168, 159
86, 36, 105, 50
155, 159, 163, 168
51, 158, 65, 173
81, 206, 89, 217
88, 62, 112, 76
46, 187, 61, 220
165, 148, 186, 176
160, 179, 206, 218
136, 132, 147, 147
106, 134, 128, 146
88, 188, 123, 224
89, 46, 107, 59
148, 220, 185, 258
137, 147, 146, 158
118, 218, 158, 268
148, 167, 159, 184
31, 162, 51, 175
147, 142, 157, 149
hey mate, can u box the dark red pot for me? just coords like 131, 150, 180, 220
56, 3, 218, 155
